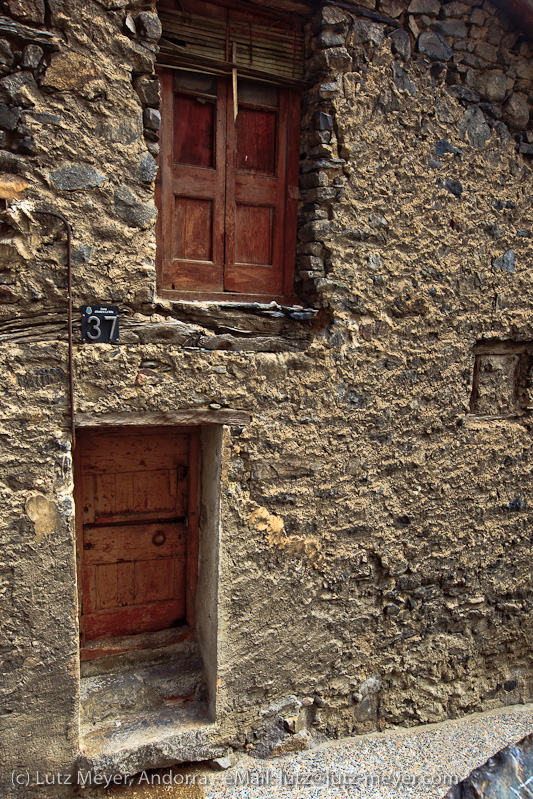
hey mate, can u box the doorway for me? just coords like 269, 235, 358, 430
74, 426, 200, 653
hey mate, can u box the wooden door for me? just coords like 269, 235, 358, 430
75, 428, 199, 643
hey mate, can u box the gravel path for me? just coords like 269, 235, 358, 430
206, 703, 533, 799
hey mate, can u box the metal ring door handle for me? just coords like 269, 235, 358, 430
152, 530, 167, 547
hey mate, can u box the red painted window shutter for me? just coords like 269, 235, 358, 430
156, 2, 303, 302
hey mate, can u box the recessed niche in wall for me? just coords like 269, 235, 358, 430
470, 340, 533, 418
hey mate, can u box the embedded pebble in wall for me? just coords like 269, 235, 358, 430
0, 103, 19, 131
71, 246, 93, 266
476, 71, 507, 104
443, 178, 463, 197
435, 139, 463, 157
389, 28, 411, 61
502, 93, 530, 129
137, 153, 158, 184
50, 165, 105, 191
459, 106, 491, 149
417, 31, 453, 61
492, 250, 516, 273
114, 185, 157, 229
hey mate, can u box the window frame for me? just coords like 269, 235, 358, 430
155, 0, 303, 304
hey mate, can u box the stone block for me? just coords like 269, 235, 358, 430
50, 165, 105, 191
20, 45, 44, 71
143, 107, 161, 131
42, 53, 98, 92
0, 72, 38, 107
436, 20, 467, 37
135, 12, 162, 42
270, 730, 310, 757
0, 39, 14, 69
418, 31, 453, 60
314, 5, 349, 32
474, 41, 498, 62
380, 0, 406, 18
137, 153, 158, 183
16, 136, 37, 155
312, 111, 333, 131
4, 0, 45, 24
133, 75, 161, 107
350, 20, 386, 46
502, 93, 529, 129
476, 71, 507, 104
390, 29, 411, 61
317, 30, 346, 48
408, 0, 440, 14
442, 0, 468, 14
0, 103, 20, 131
323, 46, 352, 71
114, 185, 157, 228
447, 84, 480, 103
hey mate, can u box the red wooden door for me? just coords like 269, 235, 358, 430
76, 428, 198, 642
157, 68, 299, 300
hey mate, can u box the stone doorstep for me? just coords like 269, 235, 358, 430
79, 704, 224, 778
78, 634, 220, 777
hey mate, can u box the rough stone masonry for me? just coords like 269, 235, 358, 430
1, 0, 533, 795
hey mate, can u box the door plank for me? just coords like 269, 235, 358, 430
97, 562, 119, 610
83, 599, 186, 640
80, 434, 189, 474
134, 558, 175, 604
83, 522, 187, 564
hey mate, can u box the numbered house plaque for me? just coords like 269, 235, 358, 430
81, 305, 120, 343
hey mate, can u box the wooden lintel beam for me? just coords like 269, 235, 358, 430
75, 409, 251, 427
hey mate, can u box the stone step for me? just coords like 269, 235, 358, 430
80, 636, 208, 732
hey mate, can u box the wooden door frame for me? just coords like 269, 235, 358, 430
74, 425, 200, 661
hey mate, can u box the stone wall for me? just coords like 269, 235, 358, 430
1, 0, 533, 794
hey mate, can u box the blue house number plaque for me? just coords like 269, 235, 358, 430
81, 305, 120, 343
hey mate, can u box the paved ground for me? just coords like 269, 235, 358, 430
90, 703, 533, 798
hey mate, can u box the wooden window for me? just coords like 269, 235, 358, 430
74, 428, 199, 652
156, 0, 303, 302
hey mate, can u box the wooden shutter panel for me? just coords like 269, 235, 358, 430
158, 69, 227, 292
